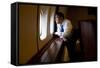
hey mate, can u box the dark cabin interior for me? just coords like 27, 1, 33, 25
27, 6, 97, 64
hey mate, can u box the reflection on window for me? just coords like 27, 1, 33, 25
50, 7, 56, 34
40, 6, 48, 40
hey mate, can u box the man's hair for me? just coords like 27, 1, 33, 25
55, 12, 64, 19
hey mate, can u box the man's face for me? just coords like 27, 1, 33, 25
55, 15, 63, 24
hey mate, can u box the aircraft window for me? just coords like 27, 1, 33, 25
39, 6, 48, 40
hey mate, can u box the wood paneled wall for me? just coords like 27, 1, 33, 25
19, 5, 38, 64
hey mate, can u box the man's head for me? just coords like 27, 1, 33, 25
55, 12, 64, 24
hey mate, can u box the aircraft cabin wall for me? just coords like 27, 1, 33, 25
18, 4, 56, 64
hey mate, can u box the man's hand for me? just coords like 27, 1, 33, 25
53, 34, 59, 38
60, 35, 67, 41
55, 38, 63, 41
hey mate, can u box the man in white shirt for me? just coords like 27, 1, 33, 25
54, 12, 77, 61
54, 12, 73, 41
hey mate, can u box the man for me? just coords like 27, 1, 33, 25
54, 12, 72, 41
54, 12, 76, 62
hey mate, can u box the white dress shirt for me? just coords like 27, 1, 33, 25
55, 19, 73, 41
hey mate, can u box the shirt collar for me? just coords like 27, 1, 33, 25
57, 20, 65, 26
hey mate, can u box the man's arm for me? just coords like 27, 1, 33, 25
61, 20, 73, 40
53, 33, 59, 38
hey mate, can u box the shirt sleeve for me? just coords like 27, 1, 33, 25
55, 32, 61, 36
62, 20, 73, 38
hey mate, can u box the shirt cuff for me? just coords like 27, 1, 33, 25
55, 32, 60, 36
